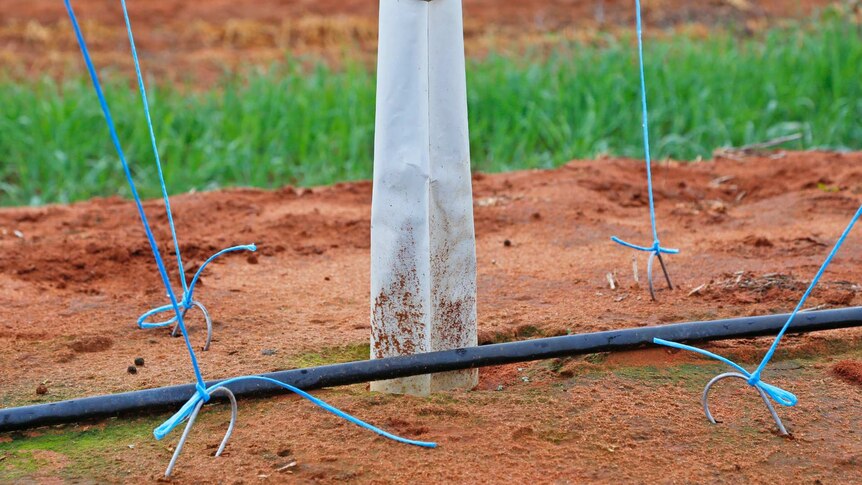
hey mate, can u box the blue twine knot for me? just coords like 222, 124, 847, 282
653, 338, 798, 407
153, 376, 438, 448
653, 203, 862, 412
610, 1, 678, 266
152, 381, 213, 440
137, 244, 257, 329
196, 383, 211, 401
611, 237, 679, 255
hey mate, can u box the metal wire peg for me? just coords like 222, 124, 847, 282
165, 386, 238, 478
170, 300, 214, 351
646, 250, 674, 301
701, 372, 789, 436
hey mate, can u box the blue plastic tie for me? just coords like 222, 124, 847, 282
611, 0, 679, 259
154, 376, 437, 448
65, 0, 434, 450
656, 204, 862, 406
137, 244, 257, 329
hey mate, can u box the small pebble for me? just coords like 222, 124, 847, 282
261, 349, 277, 356
127, 365, 138, 375
36, 383, 48, 395
503, 239, 512, 247
134, 357, 145, 367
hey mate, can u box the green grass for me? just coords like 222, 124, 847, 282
1, 15, 860, 206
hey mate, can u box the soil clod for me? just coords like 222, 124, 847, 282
832, 360, 862, 386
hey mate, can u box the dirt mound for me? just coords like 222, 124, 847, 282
2, 151, 862, 482
833, 360, 862, 386
68, 335, 113, 353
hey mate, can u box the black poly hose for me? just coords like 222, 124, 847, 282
2, 306, 861, 432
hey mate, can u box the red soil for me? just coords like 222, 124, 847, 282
1, 151, 862, 482
832, 360, 862, 385
1, 0, 841, 83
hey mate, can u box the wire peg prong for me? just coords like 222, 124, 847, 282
656, 251, 674, 290
701, 372, 789, 436
164, 386, 237, 478
647, 251, 658, 301
647, 251, 674, 302
170, 300, 214, 351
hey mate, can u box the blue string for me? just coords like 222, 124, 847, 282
64, 0, 208, 399
118, 0, 256, 328
611, 0, 678, 258
155, 376, 437, 448
137, 244, 256, 329
119, 0, 186, 295
65, 0, 432, 449
656, 204, 862, 406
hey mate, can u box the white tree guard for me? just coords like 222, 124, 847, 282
370, 0, 478, 395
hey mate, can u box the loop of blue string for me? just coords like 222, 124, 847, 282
656, 204, 862, 407
611, 0, 678, 259
65, 0, 433, 448
154, 376, 436, 448
137, 244, 256, 329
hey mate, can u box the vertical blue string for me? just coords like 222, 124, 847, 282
611, 0, 678, 256
120, 0, 188, 295
635, 0, 659, 245
119, 0, 254, 330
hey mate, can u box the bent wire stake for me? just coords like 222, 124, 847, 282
611, 0, 678, 301
158, 375, 436, 477
165, 386, 237, 478
136, 244, 255, 351
656, 204, 862, 435
65, 0, 436, 478
701, 373, 787, 435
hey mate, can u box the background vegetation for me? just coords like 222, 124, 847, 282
1, 15, 860, 206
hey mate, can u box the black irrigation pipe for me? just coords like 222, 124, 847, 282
3, 306, 862, 432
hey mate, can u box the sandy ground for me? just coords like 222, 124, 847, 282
1, 0, 841, 83
1, 151, 861, 482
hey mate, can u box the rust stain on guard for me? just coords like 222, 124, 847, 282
370, 0, 477, 395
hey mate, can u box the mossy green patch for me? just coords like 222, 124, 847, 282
611, 363, 723, 388
0, 415, 165, 481
0, 450, 50, 480
289, 343, 370, 368
583, 353, 609, 365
